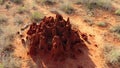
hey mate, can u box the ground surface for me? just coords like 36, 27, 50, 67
0, 0, 120, 68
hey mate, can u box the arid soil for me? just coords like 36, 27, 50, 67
0, 0, 120, 68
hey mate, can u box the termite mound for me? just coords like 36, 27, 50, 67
26, 14, 86, 61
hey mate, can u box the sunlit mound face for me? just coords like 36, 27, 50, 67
26, 14, 85, 61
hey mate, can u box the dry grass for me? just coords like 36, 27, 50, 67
14, 16, 24, 26
17, 6, 28, 14
0, 26, 20, 68
0, 24, 21, 67
0, 24, 19, 53
109, 25, 120, 39
100, 44, 120, 68
76, 0, 112, 10
0, 0, 4, 5
83, 17, 94, 26
0, 63, 3, 68
35, 0, 56, 5
97, 22, 108, 27
10, 0, 23, 4
110, 25, 120, 35
2, 54, 22, 68
0, 28, 3, 35
31, 11, 44, 22
5, 3, 11, 9
0, 15, 8, 25
60, 2, 74, 14
115, 9, 120, 16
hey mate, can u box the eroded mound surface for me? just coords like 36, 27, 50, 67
27, 14, 86, 61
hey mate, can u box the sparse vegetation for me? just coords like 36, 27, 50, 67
97, 22, 107, 27
109, 25, 120, 39
115, 9, 120, 16
86, 2, 96, 10
0, 63, 3, 68
18, 6, 27, 14
76, 0, 112, 10
0, 15, 7, 24
2, 44, 15, 55
0, 0, 4, 5
5, 3, 10, 9
0, 26, 21, 68
35, 0, 41, 3
14, 16, 24, 25
0, 28, 3, 35
101, 44, 120, 67
96, 0, 111, 9
110, 25, 120, 34
10, 0, 22, 4
31, 11, 44, 22
2, 54, 22, 68
50, 8, 60, 14
83, 18, 94, 26
61, 2, 74, 14
26, 60, 37, 68
75, 0, 82, 4
0, 25, 18, 59
36, 0, 56, 5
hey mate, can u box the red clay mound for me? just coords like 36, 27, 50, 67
26, 14, 86, 61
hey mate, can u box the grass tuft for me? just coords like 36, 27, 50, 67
10, 0, 22, 4
2, 55, 22, 68
36, 0, 56, 5
0, 0, 4, 5
0, 15, 8, 25
2, 44, 15, 54
97, 22, 107, 27
5, 3, 11, 9
101, 44, 120, 67
76, 0, 112, 10
115, 9, 120, 16
60, 2, 74, 14
17, 6, 27, 14
110, 25, 120, 35
0, 63, 3, 68
14, 16, 24, 26
31, 11, 44, 22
